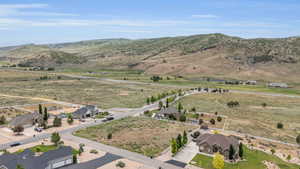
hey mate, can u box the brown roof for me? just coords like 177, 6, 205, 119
197, 134, 239, 150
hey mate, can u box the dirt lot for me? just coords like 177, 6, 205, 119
0, 107, 29, 121
177, 92, 300, 143
74, 117, 197, 157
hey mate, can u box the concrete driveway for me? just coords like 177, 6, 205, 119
173, 142, 199, 163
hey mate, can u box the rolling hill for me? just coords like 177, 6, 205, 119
1, 33, 300, 82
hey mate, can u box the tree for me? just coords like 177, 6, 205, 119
262, 103, 267, 108
43, 107, 49, 122
51, 132, 61, 146
146, 97, 150, 105
107, 133, 112, 139
210, 118, 216, 125
217, 116, 222, 122
38, 104, 43, 115
229, 144, 235, 160
239, 143, 244, 159
171, 138, 177, 155
67, 114, 74, 125
166, 98, 169, 108
182, 131, 188, 145
79, 143, 85, 155
116, 161, 126, 168
0, 115, 6, 125
277, 122, 284, 129
150, 96, 156, 103
191, 107, 196, 113
159, 101, 163, 110
296, 134, 300, 146
53, 116, 62, 127
176, 134, 182, 149
177, 102, 183, 112
73, 154, 78, 164
13, 125, 24, 135
179, 115, 186, 122
270, 149, 276, 155
199, 119, 204, 125
212, 152, 224, 169
287, 154, 291, 161
16, 164, 25, 169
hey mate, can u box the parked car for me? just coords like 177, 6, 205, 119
10, 142, 21, 147
106, 116, 114, 121
34, 127, 42, 132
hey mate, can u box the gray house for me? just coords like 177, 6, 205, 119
9, 112, 42, 128
155, 107, 181, 120
73, 105, 99, 119
0, 146, 74, 169
196, 134, 240, 160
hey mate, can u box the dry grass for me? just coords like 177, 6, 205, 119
177, 92, 300, 143
74, 117, 197, 157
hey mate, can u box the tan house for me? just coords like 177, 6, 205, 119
196, 134, 240, 160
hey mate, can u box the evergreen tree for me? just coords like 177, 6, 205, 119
0, 115, 6, 125
182, 131, 188, 145
43, 107, 48, 122
38, 104, 43, 115
176, 134, 182, 149
53, 116, 62, 127
178, 102, 183, 112
51, 132, 61, 146
146, 97, 150, 105
166, 98, 169, 108
239, 142, 244, 159
159, 101, 163, 110
171, 138, 177, 155
67, 114, 74, 125
150, 96, 156, 103
229, 144, 235, 160
296, 134, 300, 146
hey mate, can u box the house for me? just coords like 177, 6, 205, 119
0, 146, 74, 169
196, 134, 240, 160
155, 107, 181, 120
268, 83, 288, 88
72, 105, 99, 119
9, 112, 42, 128
245, 80, 257, 85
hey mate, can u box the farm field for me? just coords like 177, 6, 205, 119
177, 92, 300, 143
74, 117, 197, 157
191, 146, 300, 169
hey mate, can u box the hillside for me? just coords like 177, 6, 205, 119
1, 33, 300, 82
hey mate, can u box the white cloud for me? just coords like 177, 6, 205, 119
191, 14, 218, 18
0, 3, 77, 17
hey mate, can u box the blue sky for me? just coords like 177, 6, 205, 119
0, 0, 299, 46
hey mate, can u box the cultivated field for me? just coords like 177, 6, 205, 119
177, 93, 300, 143
74, 117, 197, 157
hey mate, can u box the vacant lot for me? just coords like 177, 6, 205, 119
191, 146, 300, 169
74, 117, 197, 157
0, 107, 29, 122
177, 93, 300, 143
0, 73, 178, 109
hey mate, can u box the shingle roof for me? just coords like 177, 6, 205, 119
197, 134, 239, 150
0, 146, 73, 169
9, 113, 41, 127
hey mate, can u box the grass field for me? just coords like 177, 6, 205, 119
74, 117, 197, 157
0, 96, 41, 107
177, 93, 300, 143
0, 70, 179, 109
191, 146, 300, 169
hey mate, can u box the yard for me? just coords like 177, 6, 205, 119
74, 117, 197, 157
176, 92, 300, 143
191, 146, 300, 169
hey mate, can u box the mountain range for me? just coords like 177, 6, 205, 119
1, 33, 300, 82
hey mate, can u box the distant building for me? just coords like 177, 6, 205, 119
9, 112, 42, 128
155, 107, 181, 120
0, 146, 74, 169
268, 83, 288, 88
72, 105, 99, 119
196, 134, 240, 160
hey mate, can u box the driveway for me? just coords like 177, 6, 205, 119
173, 142, 199, 163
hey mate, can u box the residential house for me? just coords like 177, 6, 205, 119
155, 107, 181, 120
196, 134, 240, 160
72, 105, 99, 119
0, 146, 74, 169
9, 112, 42, 128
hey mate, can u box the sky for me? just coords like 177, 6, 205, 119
0, 0, 299, 46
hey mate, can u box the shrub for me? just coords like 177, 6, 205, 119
90, 149, 98, 154
107, 133, 112, 139
277, 122, 284, 129
217, 116, 222, 122
210, 118, 216, 125
179, 115, 186, 122
116, 161, 126, 168
191, 131, 200, 138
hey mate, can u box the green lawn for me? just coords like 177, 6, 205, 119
30, 145, 58, 153
191, 146, 300, 169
